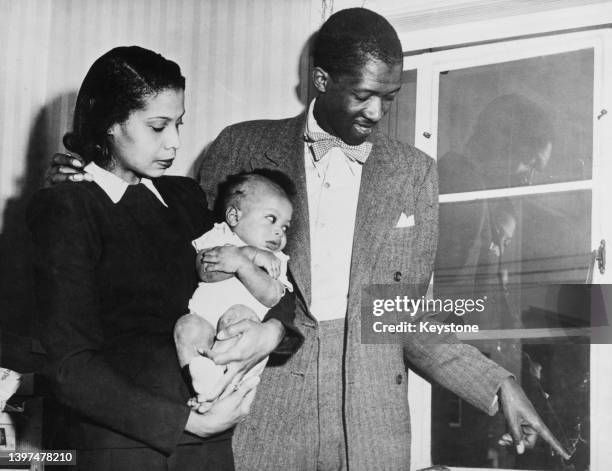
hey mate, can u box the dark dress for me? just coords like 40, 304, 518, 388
27, 177, 229, 470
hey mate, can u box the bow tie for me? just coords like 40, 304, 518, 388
304, 130, 372, 163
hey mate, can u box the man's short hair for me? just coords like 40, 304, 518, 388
312, 8, 403, 78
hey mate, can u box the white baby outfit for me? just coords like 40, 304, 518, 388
189, 222, 292, 323
187, 222, 292, 398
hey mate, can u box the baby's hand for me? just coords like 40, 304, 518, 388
200, 245, 248, 274
251, 249, 281, 279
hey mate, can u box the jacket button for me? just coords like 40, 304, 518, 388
395, 374, 403, 385
393, 271, 402, 282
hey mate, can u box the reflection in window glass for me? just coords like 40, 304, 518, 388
432, 341, 589, 470
432, 187, 591, 468
435, 191, 591, 330
437, 49, 593, 193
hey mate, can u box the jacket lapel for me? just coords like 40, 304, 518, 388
246, 118, 402, 315
348, 130, 401, 317
248, 113, 312, 305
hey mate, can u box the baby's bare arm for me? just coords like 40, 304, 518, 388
239, 247, 281, 279
236, 267, 284, 308
196, 249, 234, 282
199, 246, 284, 306
235, 247, 284, 307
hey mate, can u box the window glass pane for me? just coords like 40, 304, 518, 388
433, 190, 591, 470
379, 69, 416, 145
437, 49, 594, 194
430, 47, 594, 469
435, 191, 592, 330
432, 340, 589, 470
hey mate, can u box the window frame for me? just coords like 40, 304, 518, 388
399, 28, 612, 471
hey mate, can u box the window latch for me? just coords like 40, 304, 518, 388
595, 239, 606, 274
586, 239, 606, 283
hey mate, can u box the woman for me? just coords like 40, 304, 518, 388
28, 46, 290, 471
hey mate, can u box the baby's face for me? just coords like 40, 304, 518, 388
231, 191, 292, 252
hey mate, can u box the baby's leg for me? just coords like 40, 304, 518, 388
217, 304, 260, 332
174, 314, 227, 401
173, 313, 216, 367
206, 304, 259, 382
212, 304, 261, 365
189, 356, 226, 401
215, 304, 269, 384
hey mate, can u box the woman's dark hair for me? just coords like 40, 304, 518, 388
312, 8, 403, 78
63, 46, 185, 167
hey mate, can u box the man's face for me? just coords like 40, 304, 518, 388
512, 141, 553, 186
315, 58, 402, 145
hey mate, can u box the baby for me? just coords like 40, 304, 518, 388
174, 171, 293, 403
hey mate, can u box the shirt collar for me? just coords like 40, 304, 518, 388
304, 99, 372, 166
85, 162, 168, 207
305, 97, 378, 145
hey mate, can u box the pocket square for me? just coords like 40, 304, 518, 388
395, 212, 415, 228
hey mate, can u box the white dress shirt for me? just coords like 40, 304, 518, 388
304, 99, 364, 320
85, 162, 167, 207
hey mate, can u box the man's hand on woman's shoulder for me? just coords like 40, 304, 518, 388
46, 152, 92, 185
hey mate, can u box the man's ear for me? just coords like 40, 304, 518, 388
226, 205, 240, 227
312, 66, 331, 94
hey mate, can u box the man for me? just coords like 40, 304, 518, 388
196, 8, 568, 471
52, 8, 568, 470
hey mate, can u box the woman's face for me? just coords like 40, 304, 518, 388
107, 88, 185, 184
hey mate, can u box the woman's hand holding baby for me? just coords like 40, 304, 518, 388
201, 318, 285, 399
200, 246, 284, 306
185, 375, 260, 438
215, 317, 284, 368
200, 245, 281, 279
200, 245, 250, 274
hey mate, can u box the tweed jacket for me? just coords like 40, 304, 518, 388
198, 112, 511, 471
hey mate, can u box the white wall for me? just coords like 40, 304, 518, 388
4, 0, 611, 230
2, 0, 611, 342
0, 0, 313, 230
0, 0, 313, 339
